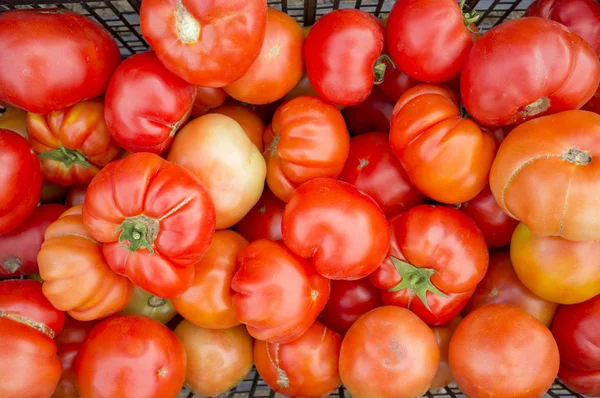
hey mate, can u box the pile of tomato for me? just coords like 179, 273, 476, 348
1, 0, 600, 397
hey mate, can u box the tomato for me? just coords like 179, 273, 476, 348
104, 51, 196, 154
526, 0, 600, 55
26, 99, 121, 186
140, 0, 267, 87
231, 239, 330, 343
208, 102, 265, 151
225, 9, 303, 105
511, 223, 600, 304
320, 278, 383, 335
558, 367, 600, 397
342, 89, 394, 135
38, 206, 133, 320
264, 96, 350, 202
168, 114, 266, 229
41, 183, 69, 204
378, 56, 419, 102
449, 304, 560, 398
0, 107, 27, 138
585, 85, 600, 113
463, 251, 558, 326
75, 315, 186, 398
461, 18, 600, 127
0, 204, 65, 278
304, 9, 385, 106
0, 10, 120, 114
386, 0, 477, 83
340, 306, 439, 398
430, 316, 462, 390
255, 321, 342, 396
172, 230, 248, 329
490, 111, 600, 241
175, 321, 253, 397
65, 184, 87, 208
190, 87, 227, 118
390, 84, 496, 204
53, 316, 98, 398
235, 188, 284, 242
0, 130, 43, 235
119, 286, 177, 324
282, 178, 390, 280
82, 152, 216, 298
458, 185, 519, 248
340, 132, 425, 218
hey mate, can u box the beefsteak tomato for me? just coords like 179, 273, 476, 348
231, 239, 330, 343
191, 87, 227, 118
82, 153, 216, 298
342, 89, 394, 135
119, 286, 177, 324
208, 102, 265, 151
235, 188, 285, 242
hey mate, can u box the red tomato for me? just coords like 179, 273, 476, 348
264, 96, 350, 202
526, 0, 600, 55
386, 0, 477, 83
340, 132, 425, 218
0, 10, 120, 114
320, 278, 383, 335
390, 84, 497, 204
378, 56, 419, 102
235, 188, 285, 242
282, 178, 390, 280
340, 306, 440, 398
461, 18, 600, 127
304, 9, 385, 106
104, 51, 196, 154
558, 367, 600, 397
370, 206, 488, 326
231, 239, 330, 343
190, 87, 227, 118
82, 153, 216, 298
40, 183, 69, 204
463, 251, 558, 327
75, 315, 186, 398
0, 204, 65, 278
584, 84, 600, 113
225, 9, 304, 105
208, 102, 265, 151
140, 0, 267, 87
342, 89, 394, 135
459, 185, 518, 248
255, 321, 343, 397
65, 184, 87, 208
449, 304, 560, 398
431, 316, 462, 390
0, 130, 43, 235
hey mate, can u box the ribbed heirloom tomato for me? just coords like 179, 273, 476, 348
82, 153, 216, 299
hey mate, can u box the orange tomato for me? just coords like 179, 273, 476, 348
0, 107, 27, 137
191, 87, 227, 118
430, 316, 462, 390
208, 102, 265, 151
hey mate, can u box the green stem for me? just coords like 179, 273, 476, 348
38, 147, 90, 168
388, 257, 448, 311
459, 0, 481, 28
373, 54, 396, 85
116, 215, 159, 253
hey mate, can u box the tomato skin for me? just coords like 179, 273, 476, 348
449, 304, 560, 398
236, 188, 285, 242
340, 132, 425, 218
140, 0, 267, 87
65, 184, 87, 208
0, 204, 66, 278
526, 0, 600, 55
0, 107, 28, 138
461, 18, 600, 127
371, 206, 488, 326
378, 57, 419, 102
104, 51, 196, 154
282, 178, 390, 280
304, 10, 384, 106
264, 96, 350, 202
172, 230, 248, 329
430, 316, 462, 390
463, 251, 558, 327
168, 114, 266, 229
0, 130, 43, 235
225, 9, 304, 105
231, 239, 330, 343
119, 286, 177, 324
0, 10, 120, 114
174, 321, 253, 397
342, 89, 394, 135
390, 84, 496, 204
558, 367, 600, 396
320, 278, 383, 335
82, 153, 216, 299
387, 0, 474, 83
340, 306, 440, 398
459, 185, 519, 248
190, 87, 227, 118
255, 321, 342, 397
75, 315, 186, 398
208, 102, 265, 151
585, 85, 600, 113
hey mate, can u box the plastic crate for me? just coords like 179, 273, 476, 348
0, 0, 585, 397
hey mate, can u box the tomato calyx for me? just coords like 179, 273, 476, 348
459, 0, 480, 31
518, 97, 551, 118
388, 257, 447, 311
147, 294, 168, 308
1, 256, 22, 274
0, 310, 55, 339
373, 54, 395, 85
38, 146, 90, 168
266, 133, 280, 157
117, 215, 159, 253
175, 0, 201, 44
563, 148, 592, 166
